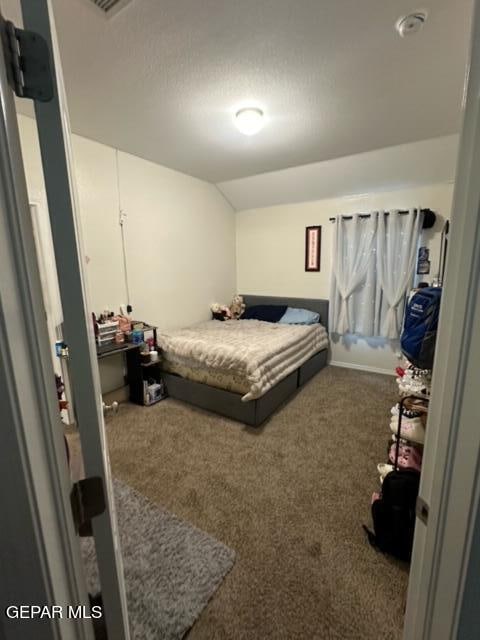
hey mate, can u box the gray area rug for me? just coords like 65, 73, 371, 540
82, 479, 235, 639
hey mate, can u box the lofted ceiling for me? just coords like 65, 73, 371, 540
5, 0, 473, 183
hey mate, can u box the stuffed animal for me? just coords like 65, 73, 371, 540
229, 295, 246, 320
210, 302, 232, 321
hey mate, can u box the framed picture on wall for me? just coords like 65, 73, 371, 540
305, 225, 321, 271
417, 246, 431, 275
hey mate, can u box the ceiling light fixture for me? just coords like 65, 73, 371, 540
235, 108, 264, 135
395, 11, 427, 37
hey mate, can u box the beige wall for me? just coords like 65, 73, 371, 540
18, 114, 236, 391
236, 183, 454, 373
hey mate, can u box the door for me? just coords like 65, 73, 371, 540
0, 1, 130, 637
403, 1, 480, 638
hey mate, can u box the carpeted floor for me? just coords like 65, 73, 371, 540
105, 365, 409, 640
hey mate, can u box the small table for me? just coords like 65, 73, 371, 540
96, 338, 163, 406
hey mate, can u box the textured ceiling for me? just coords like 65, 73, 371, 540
6, 0, 473, 183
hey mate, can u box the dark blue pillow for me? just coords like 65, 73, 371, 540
242, 305, 288, 323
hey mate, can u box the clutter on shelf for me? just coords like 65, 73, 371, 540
93, 308, 155, 348
364, 387, 428, 562
143, 378, 167, 406
364, 354, 431, 561
93, 306, 167, 407
55, 373, 69, 420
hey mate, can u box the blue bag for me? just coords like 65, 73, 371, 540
401, 287, 442, 369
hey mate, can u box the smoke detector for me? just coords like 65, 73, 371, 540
396, 12, 427, 37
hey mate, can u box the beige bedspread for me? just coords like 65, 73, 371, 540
157, 319, 329, 401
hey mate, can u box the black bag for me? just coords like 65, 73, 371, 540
364, 469, 420, 561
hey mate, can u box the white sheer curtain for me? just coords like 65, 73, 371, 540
376, 209, 422, 339
329, 214, 377, 334
330, 209, 422, 338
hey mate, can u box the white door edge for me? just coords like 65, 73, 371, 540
404, 2, 480, 637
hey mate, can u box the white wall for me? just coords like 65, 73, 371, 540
236, 183, 454, 373
118, 151, 236, 330
18, 114, 236, 391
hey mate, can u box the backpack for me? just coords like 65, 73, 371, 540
363, 470, 420, 561
401, 287, 442, 370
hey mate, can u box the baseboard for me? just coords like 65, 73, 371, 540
329, 361, 395, 376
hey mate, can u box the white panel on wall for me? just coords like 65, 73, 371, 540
236, 183, 454, 373
71, 136, 127, 314
117, 151, 236, 331
219, 135, 458, 211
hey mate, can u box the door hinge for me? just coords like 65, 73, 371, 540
3, 19, 53, 101
71, 477, 106, 537
416, 495, 429, 525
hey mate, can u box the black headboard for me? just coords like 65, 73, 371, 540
241, 295, 329, 331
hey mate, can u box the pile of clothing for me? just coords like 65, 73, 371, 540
372, 359, 430, 500
395, 362, 431, 397
364, 357, 432, 560
373, 402, 426, 494
365, 396, 427, 560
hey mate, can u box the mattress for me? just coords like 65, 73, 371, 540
161, 360, 251, 395
157, 319, 329, 401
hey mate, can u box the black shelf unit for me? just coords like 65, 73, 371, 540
140, 360, 162, 368
96, 323, 164, 406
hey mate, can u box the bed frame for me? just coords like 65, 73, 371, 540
160, 295, 329, 427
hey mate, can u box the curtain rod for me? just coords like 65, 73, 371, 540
328, 208, 434, 222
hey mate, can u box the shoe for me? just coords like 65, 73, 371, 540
377, 463, 394, 484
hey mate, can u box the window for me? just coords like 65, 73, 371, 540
329, 210, 422, 339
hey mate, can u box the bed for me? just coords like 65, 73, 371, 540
158, 295, 329, 426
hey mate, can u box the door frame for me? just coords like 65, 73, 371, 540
404, 1, 480, 637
